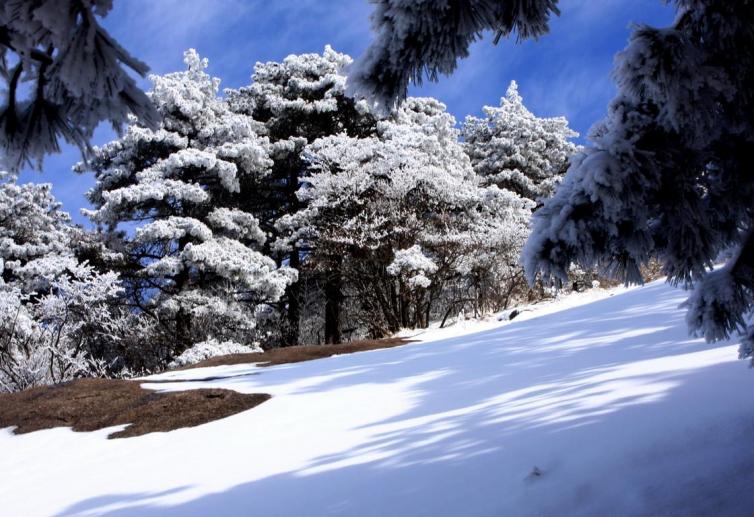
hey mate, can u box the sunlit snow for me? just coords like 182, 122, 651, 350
2, 279, 754, 516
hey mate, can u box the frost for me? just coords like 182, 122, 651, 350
0, 184, 133, 393
349, 0, 559, 110
80, 50, 293, 352
523, 2, 754, 351
207, 208, 265, 244
462, 81, 579, 203
280, 96, 533, 333
135, 217, 213, 244
388, 245, 438, 288
0, 0, 157, 170
167, 338, 261, 368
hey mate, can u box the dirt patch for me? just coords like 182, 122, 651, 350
0, 378, 269, 439
177, 337, 414, 371
0, 338, 412, 439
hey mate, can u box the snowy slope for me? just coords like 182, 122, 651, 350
3, 280, 754, 517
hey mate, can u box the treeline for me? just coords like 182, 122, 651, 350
0, 47, 582, 391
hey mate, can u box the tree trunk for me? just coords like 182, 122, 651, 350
175, 308, 192, 354
324, 267, 343, 344
282, 249, 301, 346
374, 278, 401, 334
399, 283, 410, 328
173, 236, 192, 353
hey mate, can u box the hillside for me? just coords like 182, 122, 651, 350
2, 280, 754, 516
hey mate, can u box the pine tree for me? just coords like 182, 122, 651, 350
0, 0, 157, 170
356, 1, 754, 360
280, 97, 532, 335
226, 46, 375, 345
522, 2, 754, 359
82, 50, 295, 354
349, 0, 560, 110
462, 81, 578, 204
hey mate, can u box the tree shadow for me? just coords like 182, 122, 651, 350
52, 281, 754, 516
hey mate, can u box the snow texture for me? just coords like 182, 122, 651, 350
278, 95, 533, 332
462, 81, 579, 203
0, 174, 136, 391
2, 279, 754, 516
167, 338, 261, 369
81, 50, 294, 348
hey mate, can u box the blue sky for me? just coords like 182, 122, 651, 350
19, 0, 676, 224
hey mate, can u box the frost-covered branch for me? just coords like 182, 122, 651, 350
0, 0, 158, 170
523, 2, 754, 354
349, 0, 560, 110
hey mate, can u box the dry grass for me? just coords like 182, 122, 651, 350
0, 337, 414, 440
0, 378, 269, 439
176, 337, 414, 370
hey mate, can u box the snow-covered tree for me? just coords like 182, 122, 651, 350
167, 337, 262, 369
522, 2, 754, 359
0, 173, 78, 292
451, 183, 534, 317
82, 50, 295, 354
281, 97, 532, 336
387, 245, 438, 291
462, 81, 578, 204
0, 173, 143, 391
226, 46, 375, 345
0, 261, 133, 393
349, 0, 560, 110
0, 0, 157, 170
353, 1, 754, 361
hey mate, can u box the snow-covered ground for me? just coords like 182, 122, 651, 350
3, 279, 754, 516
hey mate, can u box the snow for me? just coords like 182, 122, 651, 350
397, 286, 624, 343
3, 279, 754, 516
167, 339, 261, 369
348, 0, 559, 110
462, 80, 579, 203
81, 50, 293, 350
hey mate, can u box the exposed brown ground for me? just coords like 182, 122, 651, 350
0, 337, 414, 440
0, 378, 270, 439
176, 337, 414, 370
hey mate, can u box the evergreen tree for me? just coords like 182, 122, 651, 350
462, 81, 578, 204
280, 97, 532, 336
226, 46, 375, 345
82, 50, 295, 354
349, 0, 560, 110
356, 1, 754, 360
0, 0, 157, 170
522, 2, 754, 359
